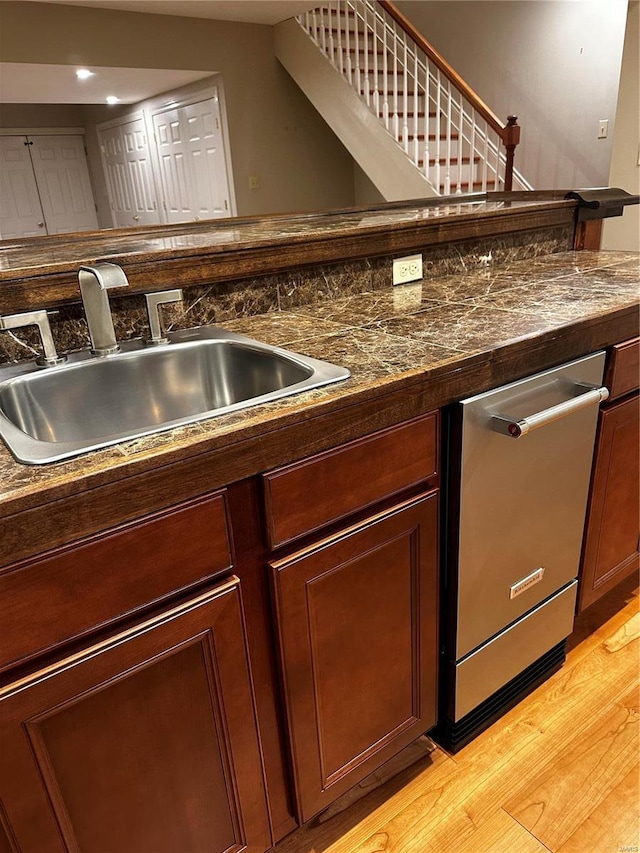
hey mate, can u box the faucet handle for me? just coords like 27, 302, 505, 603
0, 310, 66, 367
144, 289, 183, 346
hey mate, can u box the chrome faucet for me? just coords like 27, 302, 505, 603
0, 310, 66, 367
78, 263, 129, 356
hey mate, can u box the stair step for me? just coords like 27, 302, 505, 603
417, 156, 480, 166
397, 132, 460, 142
439, 181, 497, 192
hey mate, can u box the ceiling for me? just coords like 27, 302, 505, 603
0, 63, 214, 104
14, 0, 316, 25
0, 1, 317, 104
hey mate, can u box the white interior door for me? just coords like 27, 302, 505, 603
28, 135, 99, 234
0, 136, 46, 239
183, 99, 230, 219
153, 97, 231, 224
99, 119, 160, 228
152, 106, 193, 224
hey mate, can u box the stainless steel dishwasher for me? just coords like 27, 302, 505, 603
437, 351, 608, 750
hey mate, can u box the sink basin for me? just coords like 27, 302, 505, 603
0, 327, 350, 464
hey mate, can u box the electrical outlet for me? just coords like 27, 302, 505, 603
597, 120, 608, 139
249, 175, 260, 191
393, 254, 423, 285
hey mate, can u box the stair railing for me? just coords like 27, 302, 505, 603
298, 0, 532, 194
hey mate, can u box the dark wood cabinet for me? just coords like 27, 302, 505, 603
0, 413, 441, 847
270, 492, 439, 823
578, 337, 640, 612
578, 392, 639, 612
0, 578, 271, 853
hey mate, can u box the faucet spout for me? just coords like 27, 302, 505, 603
79, 263, 129, 356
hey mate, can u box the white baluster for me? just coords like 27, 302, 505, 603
382, 10, 389, 127
329, 3, 336, 65
337, 1, 344, 76
435, 67, 441, 192
320, 6, 327, 53
444, 79, 452, 195
456, 96, 464, 193
423, 59, 430, 177
470, 109, 477, 193
364, 2, 371, 105
392, 22, 399, 138
412, 48, 419, 167
372, 5, 380, 115
401, 34, 408, 152
481, 120, 489, 192
354, 1, 361, 94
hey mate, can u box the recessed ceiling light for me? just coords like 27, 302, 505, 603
76, 68, 94, 80
106, 95, 120, 105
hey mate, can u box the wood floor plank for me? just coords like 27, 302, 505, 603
603, 610, 639, 653
504, 686, 639, 850
456, 808, 551, 853
556, 765, 640, 853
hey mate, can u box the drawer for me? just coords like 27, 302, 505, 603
605, 337, 639, 400
0, 490, 232, 674
263, 413, 438, 548
452, 581, 577, 721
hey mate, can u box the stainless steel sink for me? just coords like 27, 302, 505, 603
0, 327, 350, 464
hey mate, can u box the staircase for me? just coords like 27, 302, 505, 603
275, 0, 532, 200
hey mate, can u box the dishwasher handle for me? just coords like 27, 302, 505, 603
491, 382, 609, 438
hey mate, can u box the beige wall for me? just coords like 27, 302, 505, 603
0, 103, 85, 127
396, 0, 628, 191
602, 1, 640, 252
0, 1, 355, 217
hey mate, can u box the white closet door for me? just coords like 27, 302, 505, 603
121, 119, 160, 226
99, 120, 160, 228
0, 137, 46, 239
152, 106, 194, 224
183, 99, 229, 219
28, 135, 99, 234
153, 97, 230, 224
100, 123, 133, 227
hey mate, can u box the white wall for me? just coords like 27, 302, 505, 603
602, 1, 640, 251
396, 0, 628, 190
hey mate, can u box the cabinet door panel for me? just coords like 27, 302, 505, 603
0, 579, 270, 853
579, 393, 640, 612
271, 492, 438, 822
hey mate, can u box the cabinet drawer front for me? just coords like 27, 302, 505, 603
0, 491, 233, 674
605, 337, 640, 400
271, 492, 438, 822
263, 413, 438, 548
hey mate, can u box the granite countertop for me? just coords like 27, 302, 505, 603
0, 195, 571, 279
0, 248, 638, 519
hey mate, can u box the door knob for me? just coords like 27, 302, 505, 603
37, 222, 44, 228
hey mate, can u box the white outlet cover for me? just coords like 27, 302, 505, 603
393, 254, 423, 286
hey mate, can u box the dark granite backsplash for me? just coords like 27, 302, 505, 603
0, 225, 572, 364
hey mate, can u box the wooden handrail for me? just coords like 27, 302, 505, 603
378, 0, 507, 139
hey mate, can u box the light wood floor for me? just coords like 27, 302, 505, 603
273, 574, 639, 853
